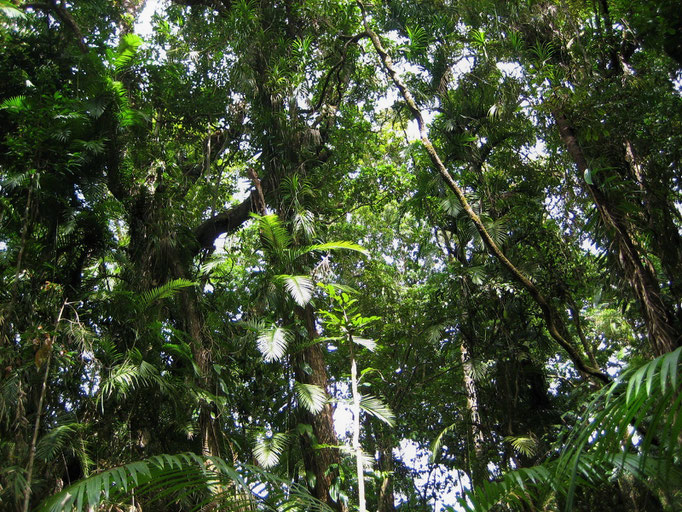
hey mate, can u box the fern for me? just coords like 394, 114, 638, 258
36, 454, 334, 512
461, 347, 682, 511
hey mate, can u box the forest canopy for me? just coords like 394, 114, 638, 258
1, 0, 681, 511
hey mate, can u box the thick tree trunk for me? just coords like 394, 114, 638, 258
553, 110, 680, 356
294, 305, 345, 512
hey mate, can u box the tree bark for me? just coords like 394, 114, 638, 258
375, 426, 396, 512
294, 305, 345, 512
460, 337, 486, 486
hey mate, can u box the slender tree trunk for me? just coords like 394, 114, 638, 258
552, 110, 680, 356
349, 337, 366, 512
22, 300, 66, 512
459, 336, 486, 486
374, 425, 396, 512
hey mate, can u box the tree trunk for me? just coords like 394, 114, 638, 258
553, 110, 680, 356
460, 337, 486, 486
294, 305, 345, 512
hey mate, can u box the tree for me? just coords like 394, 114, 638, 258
1, 1, 681, 511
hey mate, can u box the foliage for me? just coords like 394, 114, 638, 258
0, 0, 680, 511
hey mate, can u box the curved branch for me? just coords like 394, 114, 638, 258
357, 1, 608, 384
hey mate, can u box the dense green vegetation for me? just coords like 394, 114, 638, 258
1, 0, 681, 510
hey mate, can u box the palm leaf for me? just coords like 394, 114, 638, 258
138, 279, 196, 310
300, 241, 369, 257
254, 213, 292, 253
461, 347, 682, 511
294, 382, 327, 414
352, 337, 377, 352
430, 422, 457, 463
36, 453, 334, 512
256, 325, 291, 362
252, 432, 289, 468
359, 394, 395, 426
276, 274, 314, 306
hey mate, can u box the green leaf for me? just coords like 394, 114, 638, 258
583, 168, 593, 185
0, 95, 27, 112
295, 382, 327, 414
138, 279, 196, 310
302, 241, 369, 257
359, 394, 395, 426
257, 325, 291, 362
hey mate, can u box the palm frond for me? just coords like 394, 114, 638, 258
0, 95, 27, 112
430, 422, 457, 463
359, 394, 395, 426
294, 382, 327, 414
98, 352, 175, 409
138, 279, 196, 310
254, 213, 292, 253
461, 347, 682, 511
352, 337, 377, 352
504, 435, 537, 458
252, 432, 289, 468
35, 421, 84, 463
256, 325, 291, 362
36, 453, 334, 512
299, 241, 369, 257
275, 274, 314, 307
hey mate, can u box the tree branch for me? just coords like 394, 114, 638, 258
25, 1, 89, 54
357, 0, 609, 384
